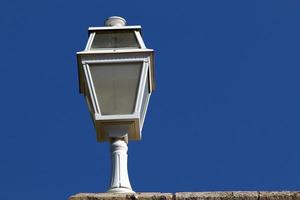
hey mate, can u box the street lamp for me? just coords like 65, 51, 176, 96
76, 16, 155, 193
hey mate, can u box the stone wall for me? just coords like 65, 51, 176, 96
69, 191, 300, 200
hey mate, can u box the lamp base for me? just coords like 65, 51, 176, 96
108, 137, 134, 194
107, 187, 135, 193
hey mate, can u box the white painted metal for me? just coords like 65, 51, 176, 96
104, 16, 134, 194
86, 64, 102, 114
78, 50, 155, 93
134, 31, 146, 49
85, 32, 95, 51
134, 62, 149, 114
88, 25, 141, 32
105, 16, 126, 27
78, 48, 153, 55
83, 58, 148, 65
76, 16, 155, 193
83, 64, 100, 114
141, 93, 150, 129
83, 56, 149, 142
94, 113, 139, 120
139, 72, 151, 129
107, 138, 134, 193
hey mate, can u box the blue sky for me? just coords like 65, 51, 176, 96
1, 0, 300, 199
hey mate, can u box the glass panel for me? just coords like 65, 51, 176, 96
140, 75, 150, 127
90, 31, 140, 49
89, 62, 142, 115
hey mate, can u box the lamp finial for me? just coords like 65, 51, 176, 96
104, 16, 126, 27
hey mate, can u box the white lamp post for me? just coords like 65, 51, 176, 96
76, 16, 155, 193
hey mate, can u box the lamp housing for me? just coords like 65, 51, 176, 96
77, 25, 155, 142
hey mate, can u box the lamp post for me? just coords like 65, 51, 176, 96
76, 16, 155, 193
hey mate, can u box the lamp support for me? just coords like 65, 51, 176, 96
107, 137, 134, 193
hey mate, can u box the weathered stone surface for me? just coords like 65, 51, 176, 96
69, 191, 300, 200
175, 192, 234, 200
232, 192, 258, 200
69, 193, 173, 200
260, 192, 300, 200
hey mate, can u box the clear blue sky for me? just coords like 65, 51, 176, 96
1, 0, 300, 199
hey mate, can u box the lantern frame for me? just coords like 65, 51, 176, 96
77, 25, 155, 142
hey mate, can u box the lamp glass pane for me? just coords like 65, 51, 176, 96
90, 31, 140, 49
89, 62, 142, 115
140, 75, 150, 127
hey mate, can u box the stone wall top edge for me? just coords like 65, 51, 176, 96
69, 192, 173, 200
69, 191, 300, 200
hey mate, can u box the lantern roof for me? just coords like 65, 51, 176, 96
84, 25, 145, 50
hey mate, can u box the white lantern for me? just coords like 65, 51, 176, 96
76, 16, 155, 193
